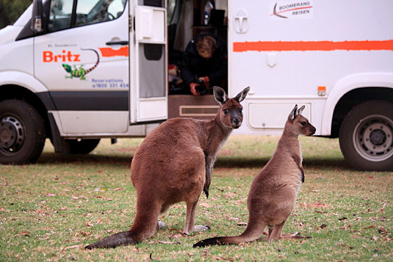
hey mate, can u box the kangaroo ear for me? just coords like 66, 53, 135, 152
234, 86, 250, 103
289, 104, 298, 121
297, 105, 305, 115
213, 86, 228, 105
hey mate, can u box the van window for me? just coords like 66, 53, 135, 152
167, 0, 176, 23
49, 0, 127, 32
49, 0, 73, 31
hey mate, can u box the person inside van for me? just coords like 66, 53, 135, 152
179, 33, 227, 96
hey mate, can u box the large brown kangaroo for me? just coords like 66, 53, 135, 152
85, 86, 250, 249
194, 105, 316, 247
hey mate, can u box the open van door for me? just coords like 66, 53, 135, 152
129, 0, 167, 123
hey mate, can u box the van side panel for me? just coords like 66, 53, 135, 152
229, 0, 393, 136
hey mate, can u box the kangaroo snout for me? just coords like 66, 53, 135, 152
231, 117, 242, 129
308, 125, 316, 136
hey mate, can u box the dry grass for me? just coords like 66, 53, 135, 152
0, 135, 392, 261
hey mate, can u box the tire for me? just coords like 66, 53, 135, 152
0, 100, 46, 165
66, 139, 100, 154
339, 100, 393, 171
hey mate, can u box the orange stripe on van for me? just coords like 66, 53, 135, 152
233, 40, 393, 52
99, 46, 129, 57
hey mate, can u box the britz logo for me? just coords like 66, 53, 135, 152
43, 50, 81, 62
270, 1, 313, 20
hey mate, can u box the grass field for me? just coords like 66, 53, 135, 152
0, 135, 392, 261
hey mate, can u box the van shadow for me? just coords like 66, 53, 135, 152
38, 152, 352, 171
37, 152, 132, 167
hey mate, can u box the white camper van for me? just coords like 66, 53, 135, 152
0, 0, 392, 171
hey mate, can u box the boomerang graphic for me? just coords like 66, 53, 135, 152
273, 3, 288, 19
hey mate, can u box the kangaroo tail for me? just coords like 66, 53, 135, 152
193, 220, 266, 248
85, 230, 136, 249
80, 48, 100, 73
85, 200, 160, 249
85, 220, 155, 249
193, 236, 245, 247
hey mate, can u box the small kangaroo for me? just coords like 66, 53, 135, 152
85, 86, 250, 249
194, 105, 316, 247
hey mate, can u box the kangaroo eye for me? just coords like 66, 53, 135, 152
300, 121, 307, 126
238, 108, 243, 114
223, 109, 229, 115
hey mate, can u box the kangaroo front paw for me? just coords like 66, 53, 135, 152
194, 225, 211, 232
157, 221, 166, 230
281, 232, 312, 240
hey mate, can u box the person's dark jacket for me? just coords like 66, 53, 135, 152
180, 34, 227, 89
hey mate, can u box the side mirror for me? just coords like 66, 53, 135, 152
31, 0, 44, 33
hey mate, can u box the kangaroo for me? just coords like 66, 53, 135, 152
85, 86, 250, 249
193, 105, 316, 247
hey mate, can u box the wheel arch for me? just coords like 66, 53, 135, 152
0, 72, 56, 141
0, 71, 48, 93
321, 73, 393, 137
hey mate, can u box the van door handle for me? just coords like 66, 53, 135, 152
106, 41, 129, 46
234, 9, 249, 34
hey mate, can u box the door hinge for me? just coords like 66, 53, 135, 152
129, 15, 133, 32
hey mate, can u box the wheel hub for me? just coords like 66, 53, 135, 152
369, 129, 386, 145
355, 117, 393, 161
0, 117, 24, 152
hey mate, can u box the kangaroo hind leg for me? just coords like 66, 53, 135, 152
183, 200, 209, 235
268, 220, 311, 241
268, 220, 286, 241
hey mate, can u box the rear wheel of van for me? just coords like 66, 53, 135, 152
66, 139, 100, 154
339, 100, 393, 171
0, 100, 46, 165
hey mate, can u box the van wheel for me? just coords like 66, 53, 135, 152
0, 100, 46, 164
66, 139, 100, 154
339, 100, 393, 171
